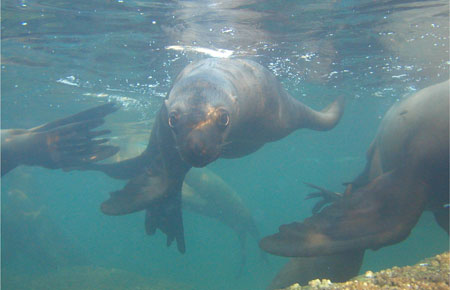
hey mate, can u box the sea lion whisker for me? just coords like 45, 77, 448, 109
219, 141, 233, 154
220, 140, 233, 148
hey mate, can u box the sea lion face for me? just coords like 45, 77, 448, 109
165, 81, 232, 168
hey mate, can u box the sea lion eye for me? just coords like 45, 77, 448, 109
218, 109, 230, 128
168, 112, 179, 128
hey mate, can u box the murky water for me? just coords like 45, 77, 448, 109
2, 0, 449, 289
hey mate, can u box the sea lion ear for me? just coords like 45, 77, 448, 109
259, 168, 428, 257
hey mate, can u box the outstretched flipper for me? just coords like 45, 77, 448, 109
100, 105, 191, 253
1, 103, 119, 176
145, 193, 185, 253
30, 103, 118, 133
260, 168, 429, 257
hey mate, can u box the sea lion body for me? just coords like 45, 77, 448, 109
261, 79, 449, 257
365, 81, 449, 203
261, 80, 449, 288
165, 58, 344, 166
92, 58, 345, 253
183, 167, 263, 274
183, 168, 260, 242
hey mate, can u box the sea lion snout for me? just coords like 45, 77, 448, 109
181, 134, 221, 167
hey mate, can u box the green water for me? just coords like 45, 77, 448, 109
1, 0, 449, 289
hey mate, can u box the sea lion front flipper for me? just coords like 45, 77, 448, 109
103, 105, 190, 253
260, 168, 429, 257
30, 103, 119, 133
101, 169, 169, 215
304, 182, 343, 215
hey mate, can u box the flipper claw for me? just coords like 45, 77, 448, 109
304, 182, 343, 214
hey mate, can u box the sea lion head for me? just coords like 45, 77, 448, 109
165, 75, 234, 167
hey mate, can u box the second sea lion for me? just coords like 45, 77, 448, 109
260, 79, 449, 258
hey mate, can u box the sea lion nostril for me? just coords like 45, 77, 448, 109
190, 141, 205, 156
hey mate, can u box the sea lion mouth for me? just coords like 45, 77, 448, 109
180, 149, 220, 168
177, 139, 221, 167
175, 125, 224, 167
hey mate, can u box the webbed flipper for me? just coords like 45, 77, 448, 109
101, 169, 169, 215
304, 182, 343, 215
260, 168, 429, 257
30, 103, 119, 132
100, 105, 191, 253
145, 192, 185, 253
2, 103, 120, 176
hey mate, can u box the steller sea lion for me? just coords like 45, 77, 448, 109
1, 103, 119, 176
84, 122, 263, 269
86, 58, 345, 253
260, 80, 449, 262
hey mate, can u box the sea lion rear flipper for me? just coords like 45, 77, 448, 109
297, 95, 345, 131
30, 103, 119, 133
304, 182, 343, 215
145, 191, 185, 253
31, 103, 120, 168
260, 168, 429, 257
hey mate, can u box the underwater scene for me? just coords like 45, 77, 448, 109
1, 0, 449, 289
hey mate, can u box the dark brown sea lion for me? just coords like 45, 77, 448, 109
260, 80, 449, 260
87, 58, 345, 253
1, 103, 119, 176
86, 123, 263, 268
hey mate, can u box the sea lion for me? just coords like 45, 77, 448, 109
1, 103, 119, 176
260, 80, 449, 259
87, 123, 263, 268
87, 58, 345, 253
183, 167, 264, 275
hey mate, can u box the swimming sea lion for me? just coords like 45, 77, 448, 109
87, 58, 345, 253
260, 79, 449, 258
1, 103, 119, 176
183, 167, 264, 275
85, 122, 263, 268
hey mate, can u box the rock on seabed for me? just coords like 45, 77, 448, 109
278, 252, 450, 290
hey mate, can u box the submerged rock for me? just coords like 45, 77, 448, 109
277, 252, 450, 290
